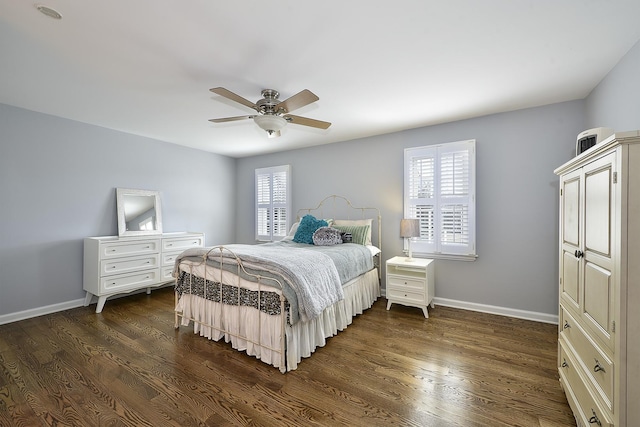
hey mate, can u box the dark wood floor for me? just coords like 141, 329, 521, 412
0, 288, 576, 427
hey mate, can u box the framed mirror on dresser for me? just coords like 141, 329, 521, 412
83, 188, 204, 313
116, 187, 163, 236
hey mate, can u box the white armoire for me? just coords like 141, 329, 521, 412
555, 131, 640, 427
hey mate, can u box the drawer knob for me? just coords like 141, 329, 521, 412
561, 359, 568, 368
563, 321, 571, 330
593, 359, 605, 373
574, 249, 584, 258
589, 409, 601, 426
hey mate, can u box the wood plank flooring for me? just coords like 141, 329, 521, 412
0, 288, 576, 426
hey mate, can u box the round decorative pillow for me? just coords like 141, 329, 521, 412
312, 227, 343, 246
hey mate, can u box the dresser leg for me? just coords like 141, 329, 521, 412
96, 296, 107, 313
83, 292, 94, 307
421, 306, 429, 318
386, 300, 392, 310
146, 287, 151, 295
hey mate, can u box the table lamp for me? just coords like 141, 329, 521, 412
400, 218, 420, 261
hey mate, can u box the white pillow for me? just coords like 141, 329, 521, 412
332, 219, 373, 245
281, 222, 300, 241
283, 219, 333, 241
366, 245, 381, 257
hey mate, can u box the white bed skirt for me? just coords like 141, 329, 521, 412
175, 268, 380, 372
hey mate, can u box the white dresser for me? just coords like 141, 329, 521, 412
555, 131, 640, 427
386, 256, 435, 318
83, 232, 204, 313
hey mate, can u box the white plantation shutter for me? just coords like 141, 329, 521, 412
255, 165, 291, 241
404, 140, 476, 259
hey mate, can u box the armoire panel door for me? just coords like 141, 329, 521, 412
581, 152, 616, 352
584, 161, 612, 257
562, 251, 580, 307
560, 170, 581, 309
562, 173, 581, 247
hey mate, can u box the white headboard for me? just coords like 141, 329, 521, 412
296, 194, 382, 250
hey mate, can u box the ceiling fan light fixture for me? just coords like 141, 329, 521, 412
254, 114, 286, 137
35, 4, 62, 19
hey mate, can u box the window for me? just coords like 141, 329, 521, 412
404, 140, 476, 260
255, 165, 291, 241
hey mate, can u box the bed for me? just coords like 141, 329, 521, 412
173, 195, 381, 372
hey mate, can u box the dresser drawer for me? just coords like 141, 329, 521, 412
387, 275, 425, 292
560, 307, 614, 410
100, 239, 160, 259
100, 269, 161, 293
101, 254, 160, 277
162, 251, 183, 267
161, 265, 176, 282
162, 236, 204, 252
559, 342, 613, 427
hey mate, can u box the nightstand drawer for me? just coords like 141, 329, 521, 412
387, 275, 425, 291
387, 287, 424, 304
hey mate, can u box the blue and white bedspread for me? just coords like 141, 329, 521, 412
173, 241, 374, 324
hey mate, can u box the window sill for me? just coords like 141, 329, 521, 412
406, 251, 478, 262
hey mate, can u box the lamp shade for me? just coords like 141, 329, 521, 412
254, 114, 286, 138
400, 218, 420, 238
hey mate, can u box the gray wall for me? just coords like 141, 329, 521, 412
585, 39, 640, 131
0, 104, 236, 316
2, 38, 638, 321
236, 101, 586, 316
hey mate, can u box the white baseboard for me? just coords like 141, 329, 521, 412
432, 297, 558, 324
0, 285, 176, 325
0, 298, 85, 325
381, 289, 558, 324
3, 291, 558, 326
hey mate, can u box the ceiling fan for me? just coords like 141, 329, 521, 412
209, 87, 331, 138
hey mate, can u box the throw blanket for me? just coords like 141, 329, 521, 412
274, 241, 374, 284
174, 243, 353, 324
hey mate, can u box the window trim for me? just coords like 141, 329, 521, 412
404, 140, 477, 261
255, 165, 291, 242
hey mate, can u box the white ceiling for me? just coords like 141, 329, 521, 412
1, 1, 639, 158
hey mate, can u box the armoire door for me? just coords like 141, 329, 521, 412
581, 151, 616, 352
560, 168, 582, 311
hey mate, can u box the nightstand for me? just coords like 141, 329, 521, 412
386, 256, 434, 318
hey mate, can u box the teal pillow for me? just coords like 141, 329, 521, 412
293, 215, 329, 244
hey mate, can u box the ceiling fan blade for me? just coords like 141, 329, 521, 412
209, 115, 255, 123
210, 87, 258, 111
284, 114, 331, 129
275, 89, 319, 113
